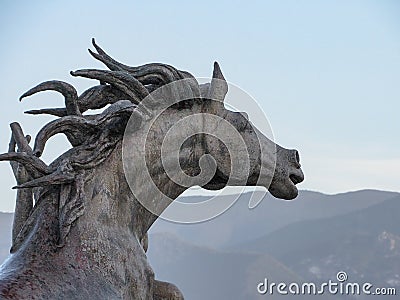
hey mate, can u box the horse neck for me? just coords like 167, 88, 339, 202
67, 141, 147, 245
15, 109, 204, 271
8, 143, 149, 289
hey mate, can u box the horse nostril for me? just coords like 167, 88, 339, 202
289, 149, 301, 168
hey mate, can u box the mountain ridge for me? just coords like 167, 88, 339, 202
0, 189, 398, 299
151, 189, 399, 249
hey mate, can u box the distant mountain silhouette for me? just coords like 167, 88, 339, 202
233, 195, 400, 295
147, 232, 320, 300
151, 189, 399, 249
148, 189, 399, 299
0, 189, 399, 299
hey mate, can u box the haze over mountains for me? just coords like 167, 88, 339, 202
148, 190, 400, 299
233, 195, 400, 288
0, 189, 399, 299
150, 189, 398, 249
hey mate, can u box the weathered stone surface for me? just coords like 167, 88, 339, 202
0, 39, 304, 299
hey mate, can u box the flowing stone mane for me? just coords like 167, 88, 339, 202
1, 39, 200, 253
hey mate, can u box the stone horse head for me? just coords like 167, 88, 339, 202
0, 39, 304, 299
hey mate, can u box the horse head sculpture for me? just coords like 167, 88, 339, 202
0, 39, 304, 299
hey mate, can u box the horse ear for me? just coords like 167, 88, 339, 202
207, 62, 228, 103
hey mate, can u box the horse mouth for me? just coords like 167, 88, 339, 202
289, 173, 303, 185
268, 168, 304, 200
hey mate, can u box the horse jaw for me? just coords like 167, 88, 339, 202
268, 145, 304, 200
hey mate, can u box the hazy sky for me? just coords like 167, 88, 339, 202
0, 1, 399, 212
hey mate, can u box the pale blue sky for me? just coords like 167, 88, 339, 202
0, 1, 399, 211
